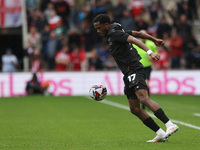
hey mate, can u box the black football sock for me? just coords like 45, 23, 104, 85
143, 117, 160, 132
154, 108, 169, 124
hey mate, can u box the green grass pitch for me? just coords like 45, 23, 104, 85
0, 94, 200, 150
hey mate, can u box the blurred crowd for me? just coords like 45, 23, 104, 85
1, 0, 200, 72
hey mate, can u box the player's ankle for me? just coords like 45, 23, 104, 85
165, 120, 174, 128
156, 128, 165, 137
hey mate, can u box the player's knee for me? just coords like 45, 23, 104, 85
138, 95, 148, 104
130, 107, 141, 116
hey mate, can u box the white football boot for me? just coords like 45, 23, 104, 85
164, 124, 179, 139
147, 135, 168, 143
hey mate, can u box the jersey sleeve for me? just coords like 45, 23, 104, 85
109, 29, 129, 43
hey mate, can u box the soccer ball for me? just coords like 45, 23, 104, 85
89, 83, 107, 101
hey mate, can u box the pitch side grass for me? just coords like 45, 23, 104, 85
0, 95, 199, 150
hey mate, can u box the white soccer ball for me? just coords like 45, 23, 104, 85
89, 83, 107, 101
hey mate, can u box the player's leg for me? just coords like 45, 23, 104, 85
124, 68, 178, 141
128, 98, 149, 121
135, 89, 179, 139
144, 66, 151, 98
128, 98, 167, 142
142, 67, 151, 110
142, 79, 149, 110
124, 83, 166, 142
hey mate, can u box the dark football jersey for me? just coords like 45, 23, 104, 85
107, 23, 143, 75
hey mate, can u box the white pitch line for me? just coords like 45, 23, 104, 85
194, 113, 200, 117
86, 97, 200, 131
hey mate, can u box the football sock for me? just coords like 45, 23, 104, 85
156, 128, 165, 137
154, 108, 169, 124
165, 120, 174, 128
143, 117, 160, 132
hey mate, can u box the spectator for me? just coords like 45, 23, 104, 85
162, 32, 170, 51
76, 7, 87, 24
129, 0, 144, 18
30, 49, 42, 72
40, 0, 51, 12
185, 34, 198, 68
48, 10, 62, 30
44, 2, 55, 21
182, 2, 192, 21
140, 8, 151, 25
153, 46, 170, 70
157, 16, 171, 39
26, 0, 38, 10
89, 0, 106, 20
45, 31, 62, 70
156, 0, 164, 19
176, 0, 185, 18
188, 0, 199, 20
120, 9, 135, 30
107, 10, 116, 23
176, 14, 192, 50
1, 48, 18, 72
88, 48, 103, 71
34, 11, 48, 32
169, 29, 184, 69
113, 0, 127, 22
135, 15, 148, 31
68, 28, 81, 51
149, 1, 158, 22
41, 25, 50, 60
147, 20, 157, 35
26, 41, 35, 59
81, 19, 96, 53
54, 0, 71, 27
166, 1, 179, 27
19, 0, 200, 71
68, 2, 77, 27
28, 26, 41, 50
55, 45, 71, 71
54, 20, 67, 38
26, 73, 49, 95
104, 0, 113, 12
70, 46, 85, 71
97, 44, 109, 68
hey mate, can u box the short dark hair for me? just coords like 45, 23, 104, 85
93, 14, 110, 24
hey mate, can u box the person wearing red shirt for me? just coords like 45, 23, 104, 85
153, 46, 170, 70
30, 49, 42, 72
70, 46, 85, 71
55, 45, 70, 71
48, 10, 61, 30
169, 30, 184, 68
129, 0, 144, 18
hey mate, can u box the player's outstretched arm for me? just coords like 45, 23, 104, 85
127, 35, 160, 61
131, 31, 165, 46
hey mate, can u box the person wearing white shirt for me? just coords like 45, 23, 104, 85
2, 48, 18, 72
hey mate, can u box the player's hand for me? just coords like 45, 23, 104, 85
149, 52, 160, 61
154, 39, 165, 46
